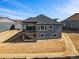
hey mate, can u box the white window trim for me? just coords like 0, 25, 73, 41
37, 25, 48, 31
37, 25, 41, 31
52, 33, 58, 38
49, 25, 53, 30
40, 33, 45, 38
44, 25, 48, 31
40, 26, 44, 30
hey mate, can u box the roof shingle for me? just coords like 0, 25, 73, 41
65, 13, 79, 20
24, 14, 61, 24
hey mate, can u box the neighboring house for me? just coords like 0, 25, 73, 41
62, 13, 79, 30
22, 14, 62, 39
12, 19, 22, 25
0, 17, 22, 32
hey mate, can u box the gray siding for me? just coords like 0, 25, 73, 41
70, 20, 79, 29
63, 20, 72, 28
36, 24, 62, 39
22, 14, 62, 39
63, 20, 79, 29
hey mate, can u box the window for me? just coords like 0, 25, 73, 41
37, 25, 48, 31
37, 26, 40, 30
26, 26, 35, 30
45, 26, 48, 30
41, 26, 44, 30
40, 33, 45, 38
52, 33, 58, 38
49, 25, 53, 30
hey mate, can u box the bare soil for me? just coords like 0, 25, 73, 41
0, 40, 66, 53
0, 30, 66, 53
63, 29, 79, 52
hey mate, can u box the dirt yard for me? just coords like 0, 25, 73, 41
0, 30, 21, 43
0, 30, 66, 53
0, 40, 66, 53
64, 29, 79, 52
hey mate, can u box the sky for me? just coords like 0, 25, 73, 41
0, 0, 79, 20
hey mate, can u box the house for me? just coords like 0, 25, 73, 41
22, 14, 62, 39
0, 17, 22, 32
12, 19, 22, 25
62, 13, 79, 30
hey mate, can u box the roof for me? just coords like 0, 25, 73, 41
0, 17, 14, 23
65, 13, 79, 21
23, 14, 61, 24
12, 20, 22, 24
0, 17, 22, 32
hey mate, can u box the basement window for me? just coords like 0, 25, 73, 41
52, 33, 58, 38
40, 33, 45, 38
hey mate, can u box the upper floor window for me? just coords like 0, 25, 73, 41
41, 26, 44, 30
49, 25, 53, 30
26, 26, 35, 30
37, 26, 40, 30
45, 26, 48, 30
37, 25, 48, 31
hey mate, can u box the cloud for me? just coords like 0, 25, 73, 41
0, 0, 49, 19
0, 8, 34, 19
56, 0, 79, 20
1, 0, 34, 13
0, 8, 16, 14
62, 0, 79, 14
0, 0, 37, 19
0, 13, 25, 20
1, 0, 50, 14
0, 8, 26, 16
